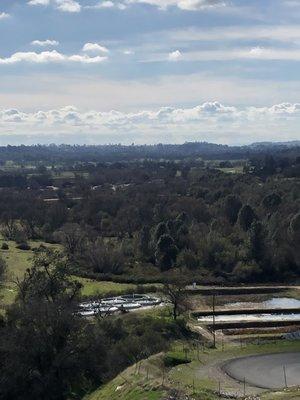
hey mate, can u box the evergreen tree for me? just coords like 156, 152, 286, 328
238, 204, 257, 232
223, 195, 242, 225
249, 220, 265, 263
155, 234, 178, 271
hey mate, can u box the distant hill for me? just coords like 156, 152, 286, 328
0, 141, 298, 163
249, 140, 300, 148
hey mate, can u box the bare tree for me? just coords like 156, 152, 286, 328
162, 275, 189, 320
55, 223, 87, 257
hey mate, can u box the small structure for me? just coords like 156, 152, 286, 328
79, 294, 161, 317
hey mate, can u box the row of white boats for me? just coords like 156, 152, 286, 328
79, 294, 161, 317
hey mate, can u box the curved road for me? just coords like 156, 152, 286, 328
223, 352, 300, 389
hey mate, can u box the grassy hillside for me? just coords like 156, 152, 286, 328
84, 353, 167, 400
84, 340, 300, 400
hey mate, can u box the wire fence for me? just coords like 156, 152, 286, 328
129, 337, 299, 399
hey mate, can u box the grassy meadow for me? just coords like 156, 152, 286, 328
0, 238, 160, 307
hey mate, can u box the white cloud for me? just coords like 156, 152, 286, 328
176, 0, 225, 11
244, 47, 300, 61
0, 12, 10, 19
144, 46, 300, 62
68, 54, 107, 63
124, 0, 225, 10
28, 0, 228, 11
1, 102, 300, 145
93, 1, 115, 7
82, 43, 109, 54
28, 0, 50, 5
56, 0, 81, 12
251, 102, 300, 115
168, 50, 182, 61
123, 49, 134, 55
31, 39, 59, 47
166, 25, 300, 44
0, 101, 233, 127
248, 46, 264, 56
28, 0, 81, 12
86, 1, 127, 9
0, 101, 234, 126
84, 0, 225, 11
0, 50, 107, 65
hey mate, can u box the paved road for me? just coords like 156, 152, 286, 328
223, 352, 300, 389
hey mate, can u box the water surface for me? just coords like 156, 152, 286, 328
226, 297, 300, 309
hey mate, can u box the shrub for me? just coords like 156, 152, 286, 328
164, 353, 191, 367
232, 261, 261, 283
1, 243, 9, 250
16, 242, 31, 251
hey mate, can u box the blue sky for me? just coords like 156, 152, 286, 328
0, 0, 300, 144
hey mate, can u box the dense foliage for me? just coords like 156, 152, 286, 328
0, 249, 182, 400
0, 143, 299, 399
0, 145, 298, 284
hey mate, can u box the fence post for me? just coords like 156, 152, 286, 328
283, 365, 287, 388
184, 347, 188, 361
212, 291, 216, 348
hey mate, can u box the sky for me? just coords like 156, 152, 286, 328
0, 0, 300, 145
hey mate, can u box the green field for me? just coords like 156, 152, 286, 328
0, 239, 61, 279
77, 277, 160, 298
0, 239, 160, 306
0, 239, 62, 305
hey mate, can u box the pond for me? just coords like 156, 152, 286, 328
226, 297, 300, 309
197, 313, 300, 323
